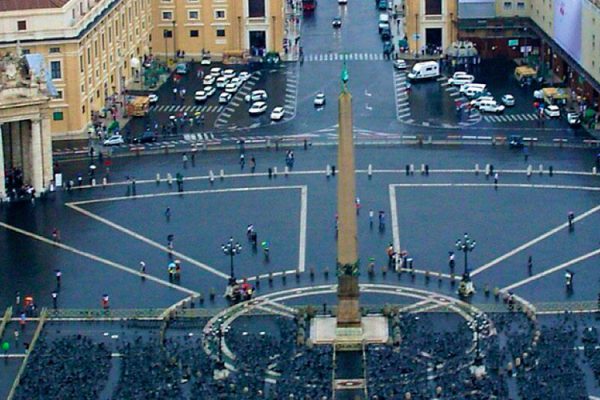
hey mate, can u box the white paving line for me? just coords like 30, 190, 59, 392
389, 184, 401, 261
471, 204, 600, 276
298, 186, 307, 272
0, 221, 198, 296
502, 248, 600, 291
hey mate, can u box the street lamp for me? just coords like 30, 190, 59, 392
222, 236, 242, 284
210, 321, 230, 376
172, 20, 177, 62
456, 232, 476, 297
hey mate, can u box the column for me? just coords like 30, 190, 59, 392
41, 117, 53, 188
0, 124, 5, 199
30, 119, 43, 196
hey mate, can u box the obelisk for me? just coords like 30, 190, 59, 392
336, 64, 361, 329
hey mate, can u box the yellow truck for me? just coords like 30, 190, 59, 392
541, 87, 569, 105
514, 66, 537, 83
127, 96, 150, 117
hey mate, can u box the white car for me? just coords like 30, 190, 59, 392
238, 71, 251, 82
219, 92, 232, 104
194, 90, 208, 102
314, 92, 326, 106
338, 0, 347, 4
470, 96, 495, 108
249, 101, 268, 115
222, 69, 236, 79
200, 56, 211, 65
210, 67, 222, 77
203, 75, 215, 86
448, 74, 475, 86
270, 106, 285, 121
501, 94, 515, 107
393, 59, 407, 70
245, 89, 268, 103
224, 78, 241, 93
544, 104, 560, 118
203, 86, 216, 97
216, 76, 229, 88
479, 103, 505, 113
103, 134, 124, 146
148, 94, 159, 104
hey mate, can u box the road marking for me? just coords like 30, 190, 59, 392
471, 203, 600, 276
502, 248, 600, 291
0, 221, 199, 296
67, 185, 308, 277
389, 184, 401, 261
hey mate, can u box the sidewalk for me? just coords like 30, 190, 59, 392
283, 0, 303, 62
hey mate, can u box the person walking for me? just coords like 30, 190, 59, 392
15, 291, 20, 307
51, 291, 58, 309
527, 256, 533, 273
102, 294, 110, 310
165, 207, 171, 220
139, 261, 146, 274
448, 252, 455, 270
239, 153, 245, 169
52, 228, 61, 243
568, 211, 575, 230
369, 209, 374, 229
55, 269, 62, 287
182, 153, 188, 169
250, 156, 256, 173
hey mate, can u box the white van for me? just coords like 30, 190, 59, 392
479, 100, 505, 113
378, 13, 390, 32
470, 96, 495, 108
407, 61, 440, 80
460, 83, 487, 98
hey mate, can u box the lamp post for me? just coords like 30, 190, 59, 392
172, 20, 177, 62
211, 321, 230, 373
456, 232, 476, 297
222, 236, 242, 285
415, 12, 419, 58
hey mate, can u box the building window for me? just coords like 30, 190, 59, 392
248, 0, 265, 17
49, 47, 61, 53
22, 49, 30, 55
82, 105, 86, 114
17, 20, 27, 31
190, 30, 199, 37
215, 10, 226, 19
162, 11, 173, 20
188, 10, 199, 20
424, 0, 442, 15
216, 29, 226, 37
53, 111, 64, 121
163, 29, 173, 38
55, 90, 63, 99
517, 2, 525, 9
504, 2, 512, 9
50, 61, 62, 79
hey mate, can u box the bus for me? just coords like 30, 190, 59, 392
302, 0, 316, 12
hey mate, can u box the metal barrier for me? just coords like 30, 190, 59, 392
7, 308, 47, 400
46, 308, 165, 320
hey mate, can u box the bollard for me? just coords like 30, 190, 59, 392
539, 164, 543, 175
425, 164, 429, 175
266, 138, 271, 149
331, 165, 336, 176
209, 170, 215, 183
368, 164, 373, 179
273, 166, 278, 177
526, 165, 532, 178
167, 173, 173, 186
284, 166, 289, 177
409, 164, 415, 175
485, 164, 491, 176
91, 178, 96, 186
420, 164, 425, 174
102, 177, 107, 188
326, 164, 331, 178
156, 173, 161, 184
594, 166, 598, 175
220, 169, 225, 180
475, 163, 479, 175
405, 164, 410, 176
549, 166, 554, 177
268, 167, 273, 179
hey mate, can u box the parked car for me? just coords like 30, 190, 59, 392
332, 17, 342, 28
203, 75, 215, 86
479, 101, 505, 114
393, 59, 407, 70
210, 67, 222, 77
148, 93, 159, 104
133, 130, 157, 144
200, 55, 211, 65
448, 74, 475, 86
194, 90, 208, 102
219, 92, 232, 104
566, 110, 581, 126
103, 134, 124, 146
216, 76, 229, 88
501, 94, 515, 107
270, 106, 285, 121
203, 86, 216, 97
380, 26, 391, 41
470, 96, 495, 108
225, 77, 242, 93
378, 0, 387, 10
249, 101, 268, 115
314, 92, 326, 106
175, 63, 189, 74
238, 71, 251, 82
338, 0, 348, 4
544, 104, 560, 118
222, 69, 236, 79
244, 89, 268, 103
509, 135, 524, 148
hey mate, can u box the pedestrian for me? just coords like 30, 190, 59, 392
55, 269, 62, 287
493, 172, 499, 187
165, 207, 171, 220
240, 153, 245, 169
565, 269, 574, 290
250, 156, 256, 173
369, 209, 374, 228
139, 261, 146, 274
378, 211, 385, 229
51, 228, 61, 243
182, 153, 188, 168
355, 197, 361, 215
246, 224, 255, 238
527, 256, 533, 273
51, 291, 58, 309
19, 312, 26, 331
15, 291, 20, 307
449, 252, 455, 270
172, 87, 178, 101
191, 152, 196, 166
568, 211, 575, 230
261, 241, 270, 261
102, 294, 110, 310
386, 243, 395, 268
13, 329, 19, 346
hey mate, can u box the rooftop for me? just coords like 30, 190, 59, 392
0, 0, 68, 12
